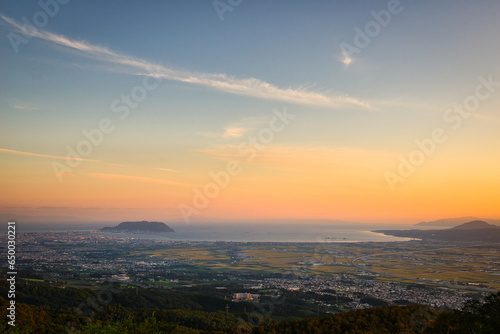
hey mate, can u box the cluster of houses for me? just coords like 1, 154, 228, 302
232, 292, 259, 301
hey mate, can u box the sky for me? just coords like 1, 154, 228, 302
1, 0, 499, 225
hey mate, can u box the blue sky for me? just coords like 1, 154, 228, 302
1, 0, 499, 224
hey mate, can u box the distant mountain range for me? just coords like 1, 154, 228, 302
415, 216, 500, 227
100, 221, 174, 233
374, 221, 500, 242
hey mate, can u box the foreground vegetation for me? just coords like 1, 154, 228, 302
1, 279, 498, 333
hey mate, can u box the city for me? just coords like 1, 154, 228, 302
2, 231, 496, 314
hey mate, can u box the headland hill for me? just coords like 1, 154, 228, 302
373, 220, 500, 242
100, 221, 174, 234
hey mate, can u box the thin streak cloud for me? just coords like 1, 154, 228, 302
13, 104, 39, 111
87, 173, 196, 188
196, 145, 393, 171
200, 116, 269, 139
0, 14, 369, 109
157, 168, 179, 172
0, 148, 100, 162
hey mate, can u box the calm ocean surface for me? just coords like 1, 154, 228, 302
20, 223, 432, 243
147, 224, 419, 243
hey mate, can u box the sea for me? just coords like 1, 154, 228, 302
17, 223, 439, 243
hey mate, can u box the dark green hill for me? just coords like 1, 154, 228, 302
1, 278, 498, 333
450, 220, 497, 230
374, 220, 500, 242
416, 217, 500, 227
101, 221, 174, 233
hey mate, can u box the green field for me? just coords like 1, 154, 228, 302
132, 242, 500, 290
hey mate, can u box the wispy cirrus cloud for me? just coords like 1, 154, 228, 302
13, 104, 39, 111
157, 168, 178, 172
200, 116, 269, 139
5, 98, 40, 111
0, 148, 99, 162
0, 14, 369, 109
202, 126, 248, 139
0, 148, 176, 177
196, 145, 394, 191
196, 145, 393, 171
87, 173, 196, 188
221, 126, 246, 139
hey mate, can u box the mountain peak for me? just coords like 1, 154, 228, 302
450, 220, 497, 230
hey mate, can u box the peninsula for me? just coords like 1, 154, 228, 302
373, 220, 500, 242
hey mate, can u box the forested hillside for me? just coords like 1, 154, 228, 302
1, 280, 498, 333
